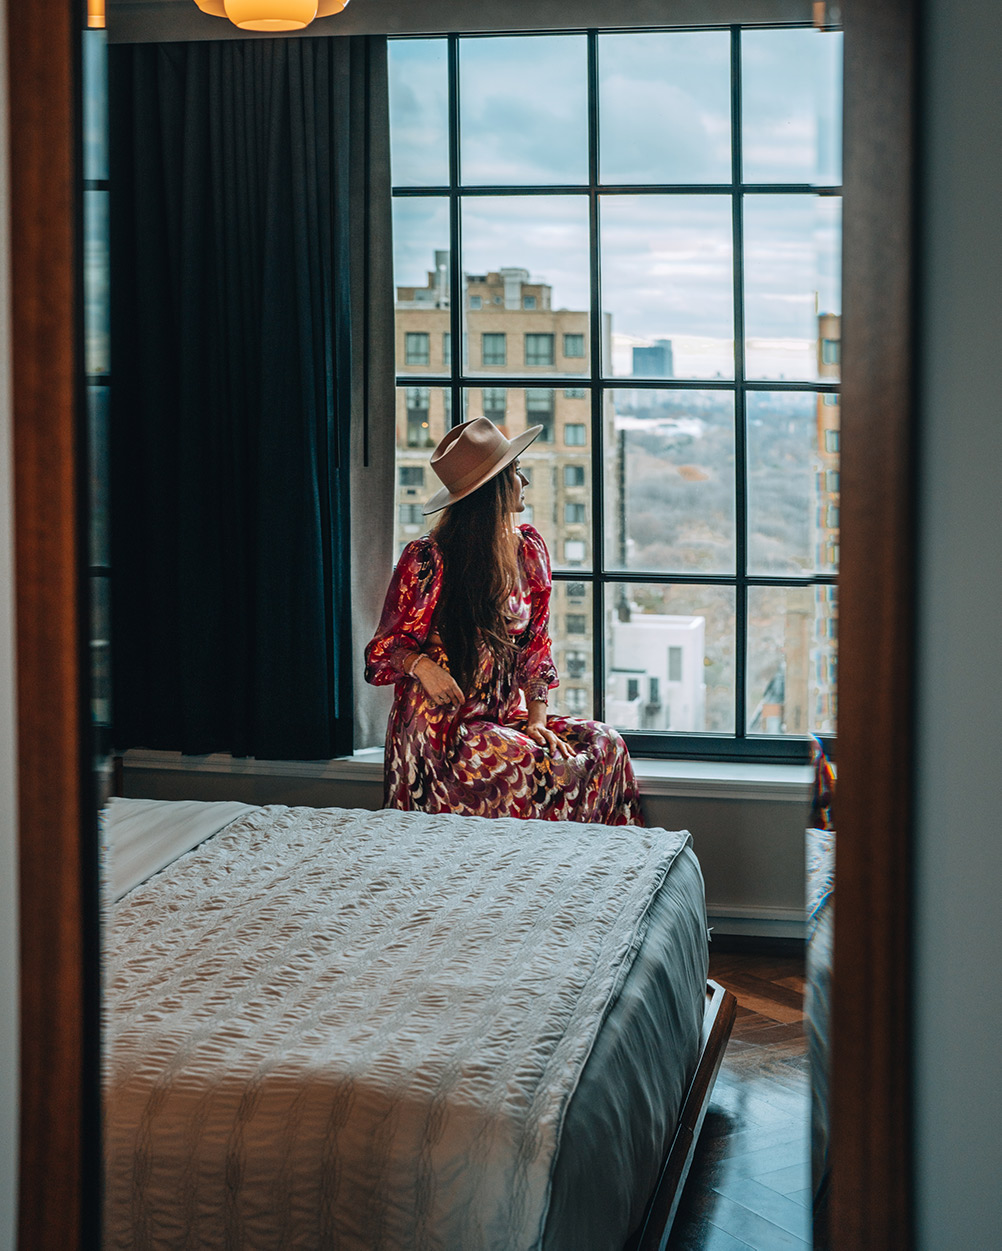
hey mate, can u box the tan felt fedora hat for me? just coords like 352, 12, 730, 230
423, 417, 543, 515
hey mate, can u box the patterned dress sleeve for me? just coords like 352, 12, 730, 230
363, 539, 440, 686
516, 524, 559, 703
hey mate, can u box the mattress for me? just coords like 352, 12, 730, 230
806, 824, 835, 1226
104, 800, 708, 1250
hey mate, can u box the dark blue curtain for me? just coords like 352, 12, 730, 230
109, 37, 383, 759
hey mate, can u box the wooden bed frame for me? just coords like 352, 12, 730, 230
625, 978, 738, 1251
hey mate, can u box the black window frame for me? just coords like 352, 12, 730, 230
390, 24, 840, 764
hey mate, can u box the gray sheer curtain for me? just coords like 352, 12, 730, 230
350, 37, 395, 751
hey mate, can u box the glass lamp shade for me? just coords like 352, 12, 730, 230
194, 0, 348, 27
223, 0, 318, 29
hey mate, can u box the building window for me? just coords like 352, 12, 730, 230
399, 466, 425, 486
443, 332, 451, 367
482, 386, 506, 419
567, 613, 587, 634
521, 504, 534, 523
565, 687, 588, 712
482, 332, 506, 366
566, 582, 586, 598
826, 505, 840, 527
525, 333, 554, 367
399, 503, 423, 525
406, 386, 432, 448
526, 388, 555, 442
404, 332, 429, 365
566, 649, 587, 678
626, 678, 640, 702
389, 26, 841, 761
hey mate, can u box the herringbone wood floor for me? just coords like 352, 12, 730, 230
666, 950, 811, 1250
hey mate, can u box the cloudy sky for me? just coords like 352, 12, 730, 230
389, 28, 842, 381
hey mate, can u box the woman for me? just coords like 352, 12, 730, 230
365, 417, 642, 825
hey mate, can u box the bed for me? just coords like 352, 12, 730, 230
805, 737, 836, 1249
102, 798, 734, 1250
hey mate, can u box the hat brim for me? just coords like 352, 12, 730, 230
422, 424, 544, 515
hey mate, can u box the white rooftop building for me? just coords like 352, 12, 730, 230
606, 606, 707, 732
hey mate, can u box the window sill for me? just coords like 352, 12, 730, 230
121, 749, 813, 804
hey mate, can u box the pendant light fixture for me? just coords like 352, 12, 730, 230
194, 0, 349, 33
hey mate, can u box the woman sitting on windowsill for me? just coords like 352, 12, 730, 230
364, 417, 642, 824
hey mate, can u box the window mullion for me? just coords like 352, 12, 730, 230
730, 24, 749, 741
447, 35, 462, 429
587, 29, 605, 723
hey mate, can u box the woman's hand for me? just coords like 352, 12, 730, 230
410, 654, 465, 709
526, 700, 570, 758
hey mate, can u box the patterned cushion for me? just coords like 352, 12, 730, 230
806, 737, 836, 935
809, 734, 836, 831
807, 826, 835, 932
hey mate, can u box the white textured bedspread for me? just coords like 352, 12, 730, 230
104, 804, 691, 1250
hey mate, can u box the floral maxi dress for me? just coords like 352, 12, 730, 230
364, 524, 643, 824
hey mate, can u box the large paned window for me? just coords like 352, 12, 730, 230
388, 26, 842, 760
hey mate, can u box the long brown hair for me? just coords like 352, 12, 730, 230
431, 462, 521, 696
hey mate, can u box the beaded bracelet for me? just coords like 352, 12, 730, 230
404, 652, 425, 677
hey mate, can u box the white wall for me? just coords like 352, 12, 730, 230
0, 0, 20, 1244
913, 0, 1002, 1244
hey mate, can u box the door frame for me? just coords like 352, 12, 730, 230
9, 1, 916, 1245
831, 1, 917, 1244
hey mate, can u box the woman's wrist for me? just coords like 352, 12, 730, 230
404, 652, 427, 677
526, 697, 547, 726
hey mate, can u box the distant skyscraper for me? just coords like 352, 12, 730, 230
632, 339, 674, 378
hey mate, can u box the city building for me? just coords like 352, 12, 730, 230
628, 338, 674, 411
632, 338, 674, 378
746, 312, 840, 737
606, 606, 706, 731
394, 257, 611, 718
